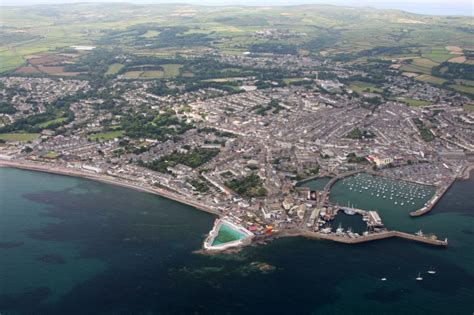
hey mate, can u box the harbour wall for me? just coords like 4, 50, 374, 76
277, 229, 448, 247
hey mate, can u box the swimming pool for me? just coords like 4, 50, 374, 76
211, 223, 247, 246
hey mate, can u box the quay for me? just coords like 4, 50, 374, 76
409, 179, 455, 217
322, 169, 365, 194
299, 230, 448, 247
457, 163, 474, 180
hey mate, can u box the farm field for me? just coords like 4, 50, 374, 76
450, 84, 474, 95
0, 3, 472, 77
415, 74, 447, 85
106, 63, 125, 75
400, 58, 439, 75
422, 50, 454, 63
123, 64, 182, 79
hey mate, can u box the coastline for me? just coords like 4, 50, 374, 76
458, 163, 474, 180
0, 159, 222, 217
2, 158, 466, 250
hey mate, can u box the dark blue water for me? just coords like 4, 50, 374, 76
1, 167, 473, 314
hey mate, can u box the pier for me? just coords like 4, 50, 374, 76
322, 169, 366, 194
300, 230, 448, 247
409, 179, 454, 217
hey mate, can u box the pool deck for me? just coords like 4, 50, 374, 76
203, 218, 254, 251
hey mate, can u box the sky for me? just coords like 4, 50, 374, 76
0, 0, 472, 16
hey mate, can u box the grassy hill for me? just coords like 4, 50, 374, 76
0, 3, 472, 82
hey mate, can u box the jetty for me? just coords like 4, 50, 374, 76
300, 230, 448, 247
409, 179, 454, 217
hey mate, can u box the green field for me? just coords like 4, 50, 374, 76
0, 133, 40, 141
398, 98, 432, 107
1, 3, 472, 75
123, 64, 182, 79
401, 58, 439, 75
422, 50, 455, 63
348, 81, 382, 94
161, 64, 182, 77
88, 130, 124, 141
42, 151, 60, 159
106, 63, 125, 75
450, 84, 474, 95
464, 104, 474, 111
416, 74, 447, 85
37, 117, 67, 128
141, 30, 161, 38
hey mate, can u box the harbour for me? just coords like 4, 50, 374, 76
1, 159, 453, 250
296, 171, 450, 247
0, 167, 472, 314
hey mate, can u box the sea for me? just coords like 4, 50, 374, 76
0, 167, 473, 314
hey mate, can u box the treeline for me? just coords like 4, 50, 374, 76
0, 111, 53, 133
145, 148, 219, 173
345, 127, 375, 139
249, 43, 298, 55
413, 118, 434, 142
0, 102, 17, 114
225, 173, 267, 198
122, 111, 191, 140
101, 25, 212, 48
252, 99, 283, 115
432, 62, 474, 81
332, 46, 413, 62
64, 48, 124, 85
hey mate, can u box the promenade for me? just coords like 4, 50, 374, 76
0, 159, 222, 216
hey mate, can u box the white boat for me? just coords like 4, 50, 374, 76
416, 272, 423, 281
427, 267, 436, 275
380, 277, 387, 281
320, 227, 332, 234
344, 208, 356, 215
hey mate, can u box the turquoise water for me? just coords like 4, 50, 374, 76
211, 223, 246, 246
1, 167, 473, 314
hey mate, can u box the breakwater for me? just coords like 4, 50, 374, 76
278, 229, 448, 247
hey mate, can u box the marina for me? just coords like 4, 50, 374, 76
336, 173, 436, 210
298, 172, 449, 247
